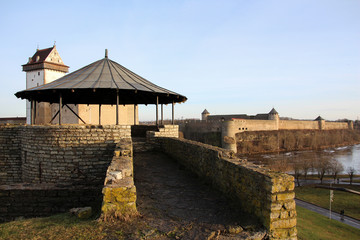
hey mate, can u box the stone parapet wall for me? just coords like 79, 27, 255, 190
19, 125, 131, 185
156, 137, 297, 240
147, 125, 179, 138
0, 184, 102, 222
102, 141, 137, 218
0, 125, 22, 184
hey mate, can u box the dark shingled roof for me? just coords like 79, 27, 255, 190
315, 116, 324, 121
202, 109, 209, 114
15, 52, 187, 105
269, 108, 278, 115
27, 47, 54, 64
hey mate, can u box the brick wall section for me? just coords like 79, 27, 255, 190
0, 125, 22, 184
157, 137, 297, 240
20, 125, 131, 185
0, 184, 102, 222
102, 140, 137, 218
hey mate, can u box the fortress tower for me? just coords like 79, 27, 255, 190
22, 45, 69, 124
268, 108, 279, 129
201, 109, 210, 121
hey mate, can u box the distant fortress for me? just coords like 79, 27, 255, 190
179, 108, 354, 153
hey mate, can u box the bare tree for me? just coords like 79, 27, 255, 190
347, 167, 356, 185
329, 159, 344, 184
301, 157, 312, 180
315, 155, 331, 184
293, 157, 302, 187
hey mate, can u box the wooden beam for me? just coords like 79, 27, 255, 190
116, 91, 119, 125
156, 96, 159, 127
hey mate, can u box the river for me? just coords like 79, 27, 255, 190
242, 144, 360, 174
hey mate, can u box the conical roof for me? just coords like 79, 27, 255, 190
202, 109, 209, 114
15, 51, 187, 105
269, 108, 278, 115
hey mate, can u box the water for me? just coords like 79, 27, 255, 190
243, 144, 360, 174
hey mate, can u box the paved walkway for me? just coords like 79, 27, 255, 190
134, 151, 266, 239
296, 199, 360, 229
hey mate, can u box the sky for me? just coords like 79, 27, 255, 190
0, 0, 359, 121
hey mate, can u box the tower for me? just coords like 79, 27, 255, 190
22, 45, 69, 124
268, 108, 279, 130
202, 109, 210, 121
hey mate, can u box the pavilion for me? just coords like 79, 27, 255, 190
15, 50, 187, 125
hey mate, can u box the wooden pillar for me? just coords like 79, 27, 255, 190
99, 104, 102, 125
172, 102, 174, 125
156, 96, 159, 127
30, 100, 34, 125
161, 104, 163, 125
116, 91, 119, 125
134, 104, 137, 125
34, 101, 37, 125
59, 94, 62, 125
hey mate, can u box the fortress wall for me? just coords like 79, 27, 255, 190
233, 119, 278, 131
324, 121, 348, 130
0, 126, 22, 184
157, 137, 297, 239
279, 120, 318, 130
20, 125, 131, 185
179, 121, 222, 147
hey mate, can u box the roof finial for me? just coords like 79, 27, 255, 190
54, 40, 56, 47
105, 49, 108, 58
37, 43, 39, 51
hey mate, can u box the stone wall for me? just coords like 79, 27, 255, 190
0, 125, 134, 221
279, 120, 318, 130
236, 129, 360, 154
147, 125, 179, 139
0, 184, 102, 222
157, 137, 296, 239
0, 125, 22, 184
180, 120, 353, 153
19, 125, 131, 185
102, 140, 137, 218
179, 121, 222, 147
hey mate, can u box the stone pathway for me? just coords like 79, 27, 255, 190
134, 151, 266, 239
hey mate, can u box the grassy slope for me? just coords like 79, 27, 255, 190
295, 185, 360, 220
297, 206, 360, 240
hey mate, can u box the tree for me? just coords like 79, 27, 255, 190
347, 167, 356, 185
329, 159, 344, 184
315, 155, 331, 184
301, 157, 312, 180
293, 157, 302, 187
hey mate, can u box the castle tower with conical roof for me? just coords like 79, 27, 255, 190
202, 109, 210, 121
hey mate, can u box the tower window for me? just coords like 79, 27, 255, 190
38, 72, 40, 76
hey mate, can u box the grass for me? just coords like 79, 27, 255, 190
295, 184, 360, 220
0, 213, 189, 240
297, 206, 360, 240
2, 207, 360, 239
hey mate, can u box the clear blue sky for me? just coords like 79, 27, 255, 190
1, 0, 359, 121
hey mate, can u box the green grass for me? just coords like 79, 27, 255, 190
295, 184, 360, 220
297, 206, 360, 240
